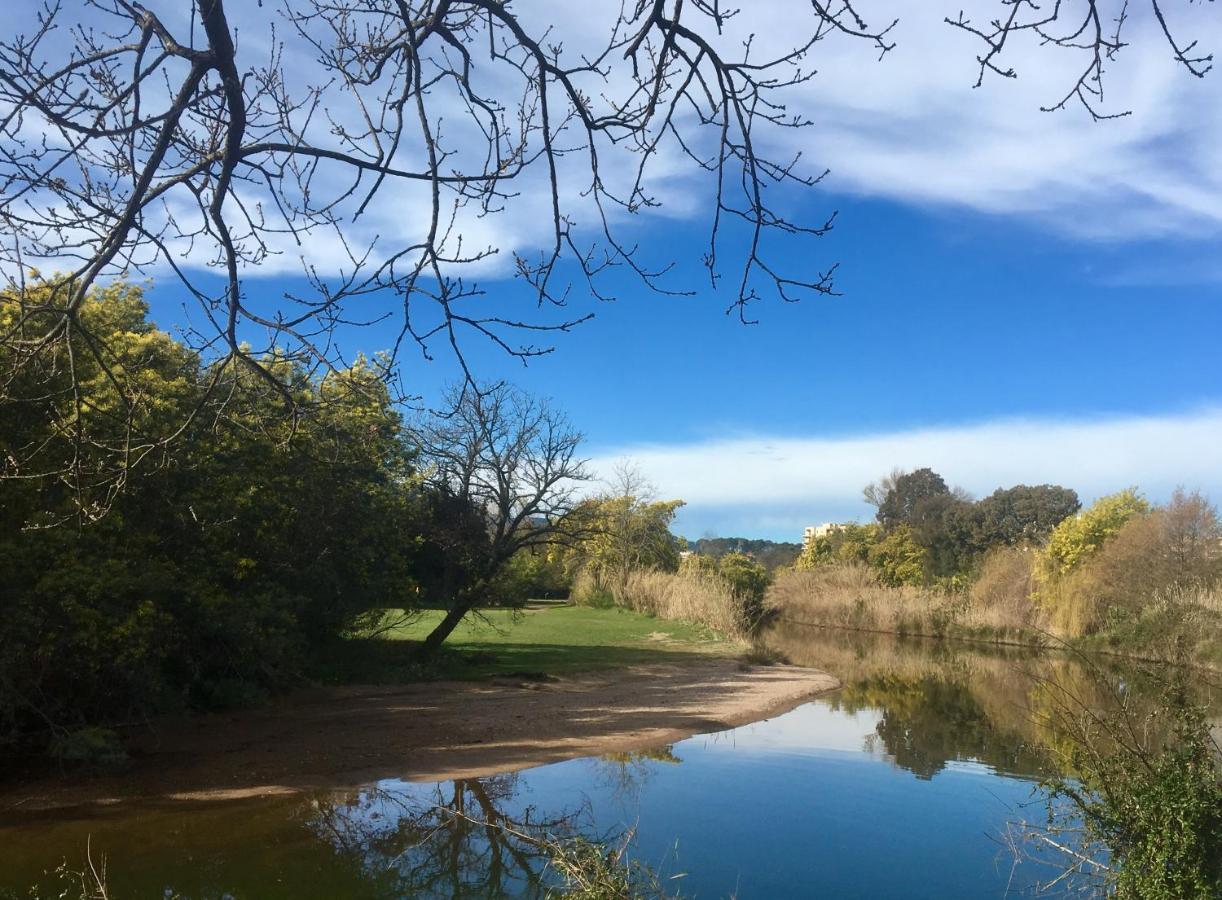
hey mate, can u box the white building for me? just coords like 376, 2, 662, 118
802, 523, 841, 549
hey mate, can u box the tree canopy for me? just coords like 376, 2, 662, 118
0, 281, 430, 742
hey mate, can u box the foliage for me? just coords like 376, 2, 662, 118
500, 548, 574, 601
1044, 673, 1222, 898
686, 536, 801, 571
908, 493, 976, 579
851, 471, 1081, 585
971, 485, 1081, 549
795, 522, 879, 570
0, 281, 429, 747
874, 468, 951, 532
1042, 490, 1221, 638
1038, 489, 1150, 579
867, 526, 928, 588
716, 552, 772, 627
567, 492, 686, 593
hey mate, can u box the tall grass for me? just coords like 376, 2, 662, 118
572, 568, 754, 641
768, 561, 1041, 643
769, 554, 1222, 667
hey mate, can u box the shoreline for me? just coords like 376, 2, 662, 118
773, 617, 1222, 673
1, 659, 838, 817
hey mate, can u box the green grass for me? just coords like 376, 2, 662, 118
314, 605, 742, 683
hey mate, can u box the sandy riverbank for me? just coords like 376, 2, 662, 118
2, 660, 838, 814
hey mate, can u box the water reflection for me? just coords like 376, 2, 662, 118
307, 775, 569, 899
764, 625, 1218, 782
3, 628, 1216, 899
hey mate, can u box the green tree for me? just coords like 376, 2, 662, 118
909, 493, 976, 580
1039, 489, 1150, 578
717, 552, 772, 627
795, 522, 880, 570
571, 463, 685, 594
971, 485, 1080, 549
874, 468, 952, 532
1, 282, 431, 744
868, 526, 928, 588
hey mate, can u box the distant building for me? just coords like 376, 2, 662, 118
802, 523, 841, 549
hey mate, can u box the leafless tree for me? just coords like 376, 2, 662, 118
948, 0, 1213, 120
412, 381, 588, 653
862, 466, 904, 511
591, 458, 685, 593
0, 1, 1210, 502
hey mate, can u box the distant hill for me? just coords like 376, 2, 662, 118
686, 536, 802, 571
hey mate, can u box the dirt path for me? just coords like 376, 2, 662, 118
3, 660, 838, 814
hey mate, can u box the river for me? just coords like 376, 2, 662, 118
2, 625, 1217, 898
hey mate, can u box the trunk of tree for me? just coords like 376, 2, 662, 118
417, 602, 473, 657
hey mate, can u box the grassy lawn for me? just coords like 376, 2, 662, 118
315, 605, 742, 683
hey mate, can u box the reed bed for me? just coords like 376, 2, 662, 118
768, 561, 1041, 643
572, 569, 753, 641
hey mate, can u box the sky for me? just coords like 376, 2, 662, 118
17, 1, 1222, 540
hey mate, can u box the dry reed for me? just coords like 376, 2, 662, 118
572, 568, 753, 641
768, 562, 1040, 642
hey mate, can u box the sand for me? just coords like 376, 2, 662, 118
2, 660, 838, 814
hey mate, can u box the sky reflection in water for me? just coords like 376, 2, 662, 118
5, 629, 1185, 899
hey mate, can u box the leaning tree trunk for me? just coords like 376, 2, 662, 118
417, 602, 473, 657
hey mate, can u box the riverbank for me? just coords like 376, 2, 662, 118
770, 615, 1222, 674
1, 658, 837, 816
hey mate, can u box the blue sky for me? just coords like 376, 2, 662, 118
442, 198, 1222, 539
150, 189, 1222, 540
26, 0, 1222, 540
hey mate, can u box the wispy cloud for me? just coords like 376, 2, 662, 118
764, 0, 1222, 240
588, 408, 1222, 540
8, 1, 1218, 289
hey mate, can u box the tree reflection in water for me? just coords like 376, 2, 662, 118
307, 774, 577, 898
764, 623, 1218, 782
305, 747, 683, 899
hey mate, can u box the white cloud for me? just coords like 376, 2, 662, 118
7, 0, 1221, 292
587, 408, 1222, 540
755, 0, 1222, 239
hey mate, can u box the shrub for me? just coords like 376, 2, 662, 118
867, 526, 927, 587
48, 728, 128, 767
1043, 490, 1221, 637
717, 552, 771, 626
1038, 489, 1149, 579
1044, 675, 1222, 898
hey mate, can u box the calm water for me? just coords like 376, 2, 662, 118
2, 627, 1216, 898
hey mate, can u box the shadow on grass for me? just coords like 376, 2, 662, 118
312, 637, 733, 684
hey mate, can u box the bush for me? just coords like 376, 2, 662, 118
1044, 675, 1222, 898
0, 282, 431, 750
867, 526, 927, 587
1038, 488, 1149, 579
1042, 490, 1221, 637
48, 728, 128, 767
716, 552, 771, 626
